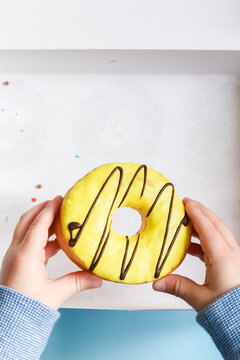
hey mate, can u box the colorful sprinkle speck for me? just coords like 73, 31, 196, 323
2, 81, 9, 86
75, 154, 80, 159
20, 129, 24, 133
1, 108, 5, 112
31, 197, 37, 202
5, 216, 9, 223
35, 184, 42, 189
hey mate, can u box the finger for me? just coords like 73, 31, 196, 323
153, 274, 203, 311
48, 223, 56, 239
50, 271, 102, 309
12, 201, 50, 246
21, 196, 63, 251
183, 197, 237, 249
187, 242, 205, 262
44, 239, 60, 264
189, 223, 199, 239
183, 199, 228, 260
183, 199, 199, 239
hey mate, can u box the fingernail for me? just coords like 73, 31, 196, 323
52, 195, 62, 201
89, 278, 102, 289
153, 280, 166, 292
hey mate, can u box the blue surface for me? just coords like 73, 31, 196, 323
42, 309, 222, 360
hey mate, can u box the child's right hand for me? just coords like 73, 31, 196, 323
0, 197, 102, 310
153, 198, 240, 312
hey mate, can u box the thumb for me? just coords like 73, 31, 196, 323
153, 274, 201, 310
51, 271, 102, 309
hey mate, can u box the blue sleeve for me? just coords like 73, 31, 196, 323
0, 285, 60, 360
196, 285, 240, 360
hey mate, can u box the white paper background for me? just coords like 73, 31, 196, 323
1, 54, 240, 309
0, 0, 240, 50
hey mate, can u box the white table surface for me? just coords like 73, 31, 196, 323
1, 50, 240, 309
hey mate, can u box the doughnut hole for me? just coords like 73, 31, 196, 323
111, 207, 146, 237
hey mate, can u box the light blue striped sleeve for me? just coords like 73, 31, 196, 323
197, 285, 240, 360
0, 285, 60, 360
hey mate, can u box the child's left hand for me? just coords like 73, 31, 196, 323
0, 196, 102, 310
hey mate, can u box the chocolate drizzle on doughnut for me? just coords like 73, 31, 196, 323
68, 222, 82, 247
146, 183, 187, 278
154, 214, 188, 278
120, 234, 140, 280
68, 166, 123, 275
67, 165, 188, 280
118, 164, 147, 207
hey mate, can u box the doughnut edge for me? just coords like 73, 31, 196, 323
54, 210, 88, 271
166, 219, 192, 277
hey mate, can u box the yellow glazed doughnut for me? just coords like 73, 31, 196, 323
55, 163, 192, 284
